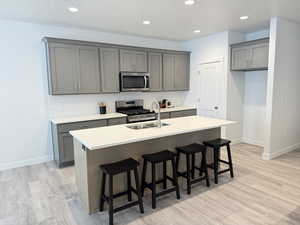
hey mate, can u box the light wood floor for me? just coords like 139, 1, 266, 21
0, 143, 300, 225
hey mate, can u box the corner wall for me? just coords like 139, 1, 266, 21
264, 17, 300, 159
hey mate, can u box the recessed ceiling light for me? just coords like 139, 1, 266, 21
68, 7, 79, 13
185, 0, 195, 5
194, 30, 201, 33
143, 20, 151, 25
240, 16, 249, 20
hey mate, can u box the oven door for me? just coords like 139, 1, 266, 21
120, 72, 150, 92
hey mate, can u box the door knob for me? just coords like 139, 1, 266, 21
214, 106, 219, 110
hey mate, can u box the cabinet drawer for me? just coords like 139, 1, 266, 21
107, 117, 127, 126
170, 109, 197, 118
160, 112, 170, 119
58, 120, 107, 133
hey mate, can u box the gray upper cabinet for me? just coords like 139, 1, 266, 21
120, 49, 147, 72
231, 38, 269, 71
231, 46, 249, 71
44, 37, 190, 95
78, 46, 101, 93
47, 42, 101, 95
163, 53, 189, 91
100, 48, 120, 93
248, 42, 269, 69
48, 43, 79, 94
174, 54, 189, 90
148, 52, 163, 91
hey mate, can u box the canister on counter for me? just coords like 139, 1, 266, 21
98, 102, 107, 114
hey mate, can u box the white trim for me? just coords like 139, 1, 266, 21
242, 137, 264, 147
198, 57, 224, 65
262, 142, 300, 160
0, 155, 53, 171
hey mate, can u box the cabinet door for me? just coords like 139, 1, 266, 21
100, 48, 120, 93
135, 51, 147, 72
59, 133, 74, 163
120, 49, 147, 72
148, 52, 163, 91
49, 43, 79, 94
78, 46, 101, 93
231, 46, 249, 70
248, 43, 269, 69
174, 54, 189, 90
163, 54, 175, 91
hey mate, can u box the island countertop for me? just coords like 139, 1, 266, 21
70, 116, 235, 151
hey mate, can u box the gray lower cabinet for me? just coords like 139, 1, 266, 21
169, 109, 197, 118
158, 109, 197, 119
100, 48, 120, 93
148, 52, 163, 91
47, 43, 101, 95
107, 117, 127, 126
52, 119, 108, 167
163, 53, 189, 91
120, 49, 147, 72
231, 38, 269, 71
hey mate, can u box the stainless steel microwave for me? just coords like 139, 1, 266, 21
120, 72, 150, 92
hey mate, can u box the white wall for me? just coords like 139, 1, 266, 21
264, 17, 300, 159
0, 19, 187, 170
242, 30, 269, 146
226, 31, 246, 143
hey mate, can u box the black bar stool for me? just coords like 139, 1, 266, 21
141, 150, 180, 209
203, 138, 234, 184
176, 143, 210, 194
99, 158, 144, 225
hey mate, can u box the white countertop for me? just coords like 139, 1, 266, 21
70, 116, 235, 150
159, 106, 196, 113
51, 113, 127, 124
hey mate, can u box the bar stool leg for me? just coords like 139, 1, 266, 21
127, 170, 132, 202
186, 153, 191, 194
226, 144, 234, 178
108, 174, 114, 225
151, 162, 157, 209
163, 161, 167, 189
99, 172, 106, 212
175, 150, 180, 171
213, 148, 220, 184
171, 158, 180, 199
141, 160, 147, 197
191, 153, 195, 179
133, 168, 144, 214
202, 150, 210, 187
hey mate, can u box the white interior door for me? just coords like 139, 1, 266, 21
197, 61, 223, 118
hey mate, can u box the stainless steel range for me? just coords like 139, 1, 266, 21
116, 99, 156, 123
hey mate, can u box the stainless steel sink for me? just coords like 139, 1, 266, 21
126, 122, 169, 130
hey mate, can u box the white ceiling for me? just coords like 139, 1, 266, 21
1, 0, 300, 40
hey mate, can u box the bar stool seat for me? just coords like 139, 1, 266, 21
142, 150, 175, 163
99, 158, 144, 225
176, 143, 210, 194
141, 150, 180, 209
203, 138, 231, 148
203, 138, 234, 184
100, 158, 139, 175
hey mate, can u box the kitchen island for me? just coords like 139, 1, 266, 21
70, 116, 234, 214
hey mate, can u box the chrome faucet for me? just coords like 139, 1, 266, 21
152, 100, 161, 128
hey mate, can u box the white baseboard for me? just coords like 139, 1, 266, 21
0, 155, 53, 171
262, 142, 300, 160
242, 137, 264, 147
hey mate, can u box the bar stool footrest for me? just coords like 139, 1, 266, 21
113, 201, 140, 213
156, 187, 177, 198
